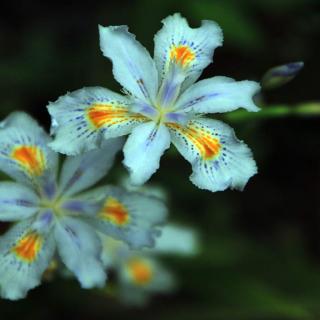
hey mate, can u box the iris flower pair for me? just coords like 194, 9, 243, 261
0, 12, 260, 301
48, 13, 260, 193
0, 113, 166, 300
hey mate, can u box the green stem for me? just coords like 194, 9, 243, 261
223, 102, 320, 122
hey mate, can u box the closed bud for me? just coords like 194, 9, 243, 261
261, 61, 304, 90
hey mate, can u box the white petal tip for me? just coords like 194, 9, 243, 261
48, 141, 78, 156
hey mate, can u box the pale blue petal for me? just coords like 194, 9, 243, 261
54, 216, 106, 288
176, 76, 260, 113
154, 13, 223, 91
0, 182, 40, 221
100, 235, 126, 268
120, 175, 168, 201
0, 218, 55, 300
58, 137, 123, 197
48, 87, 147, 155
0, 112, 58, 191
152, 224, 199, 256
84, 186, 168, 249
168, 118, 257, 192
123, 122, 171, 185
99, 25, 158, 103
0, 111, 35, 128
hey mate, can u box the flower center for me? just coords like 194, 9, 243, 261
39, 197, 64, 216
154, 107, 168, 124
133, 64, 187, 125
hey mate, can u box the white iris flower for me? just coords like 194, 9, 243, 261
0, 113, 167, 300
48, 13, 260, 192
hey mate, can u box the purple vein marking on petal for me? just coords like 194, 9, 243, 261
63, 200, 87, 213
133, 101, 157, 117
43, 180, 57, 199
65, 225, 81, 249
136, 78, 150, 100
40, 210, 53, 226
63, 168, 84, 192
161, 81, 177, 106
127, 59, 150, 99
0, 199, 35, 207
165, 112, 186, 123
141, 105, 156, 117
183, 93, 220, 109
207, 92, 221, 98
145, 128, 158, 148
63, 200, 101, 215
213, 160, 220, 170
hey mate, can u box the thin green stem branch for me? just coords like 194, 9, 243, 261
223, 102, 320, 122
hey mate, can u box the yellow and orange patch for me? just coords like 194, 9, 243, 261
127, 258, 153, 285
167, 123, 221, 160
170, 45, 195, 67
11, 145, 46, 176
86, 103, 146, 129
12, 233, 43, 263
99, 197, 130, 226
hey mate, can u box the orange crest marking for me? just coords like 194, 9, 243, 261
99, 197, 130, 226
12, 145, 46, 176
127, 258, 153, 285
196, 132, 221, 160
167, 123, 221, 160
12, 233, 43, 263
170, 45, 195, 67
87, 104, 146, 129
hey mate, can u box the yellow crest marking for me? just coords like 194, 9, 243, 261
170, 45, 195, 67
12, 232, 43, 263
99, 197, 130, 226
127, 258, 153, 285
167, 123, 221, 160
87, 104, 146, 129
11, 145, 46, 176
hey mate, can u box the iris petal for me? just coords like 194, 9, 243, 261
168, 118, 257, 192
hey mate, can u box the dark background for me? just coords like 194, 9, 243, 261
0, 0, 320, 319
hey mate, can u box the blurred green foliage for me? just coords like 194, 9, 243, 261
0, 0, 319, 319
